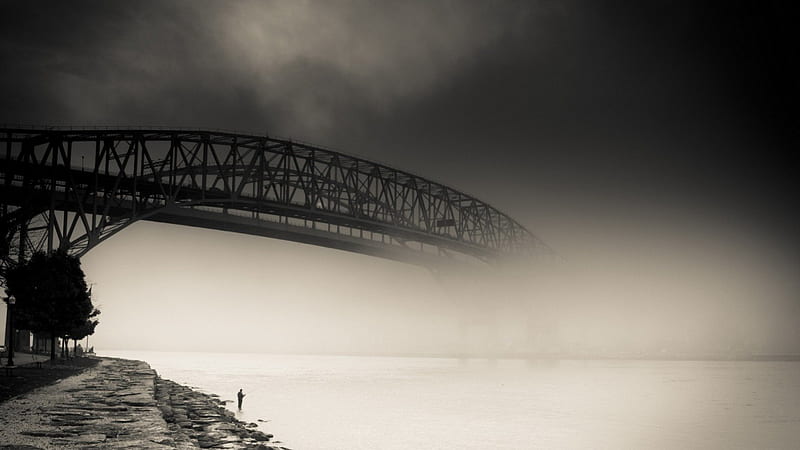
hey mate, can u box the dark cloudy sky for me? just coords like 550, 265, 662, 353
1, 1, 796, 248
1, 1, 798, 353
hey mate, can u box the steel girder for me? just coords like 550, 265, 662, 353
0, 127, 548, 268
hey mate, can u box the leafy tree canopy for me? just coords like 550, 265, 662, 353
68, 308, 101, 341
4, 250, 97, 339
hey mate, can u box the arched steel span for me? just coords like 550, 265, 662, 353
0, 127, 549, 267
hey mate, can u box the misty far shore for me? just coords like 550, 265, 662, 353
102, 349, 800, 362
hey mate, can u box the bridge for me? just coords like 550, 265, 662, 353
0, 127, 548, 269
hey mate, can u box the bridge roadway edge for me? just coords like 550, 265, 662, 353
0, 357, 289, 449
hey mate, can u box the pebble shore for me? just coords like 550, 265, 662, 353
0, 357, 290, 449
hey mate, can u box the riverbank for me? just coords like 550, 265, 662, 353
0, 357, 289, 449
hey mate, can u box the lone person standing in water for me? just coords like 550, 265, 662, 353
237, 388, 246, 410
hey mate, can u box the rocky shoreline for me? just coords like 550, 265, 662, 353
0, 357, 290, 449
155, 377, 289, 449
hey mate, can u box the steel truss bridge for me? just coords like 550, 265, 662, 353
0, 127, 548, 269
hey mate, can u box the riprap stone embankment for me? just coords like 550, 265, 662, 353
0, 357, 288, 449
155, 377, 288, 449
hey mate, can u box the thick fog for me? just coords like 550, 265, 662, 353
81, 218, 799, 358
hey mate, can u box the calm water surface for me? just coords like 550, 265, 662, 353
101, 350, 800, 449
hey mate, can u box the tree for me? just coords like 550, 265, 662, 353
4, 250, 97, 361
67, 307, 100, 356
61, 287, 98, 358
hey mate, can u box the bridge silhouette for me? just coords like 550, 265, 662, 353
1, 127, 548, 269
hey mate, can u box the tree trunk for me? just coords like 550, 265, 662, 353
73, 339, 77, 357
50, 334, 56, 362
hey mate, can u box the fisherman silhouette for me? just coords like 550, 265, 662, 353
237, 388, 246, 409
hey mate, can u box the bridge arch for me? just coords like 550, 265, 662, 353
1, 127, 549, 268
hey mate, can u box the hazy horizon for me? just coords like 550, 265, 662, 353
2, 1, 798, 359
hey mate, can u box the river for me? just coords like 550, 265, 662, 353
100, 350, 800, 449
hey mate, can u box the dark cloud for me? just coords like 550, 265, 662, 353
0, 0, 797, 255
